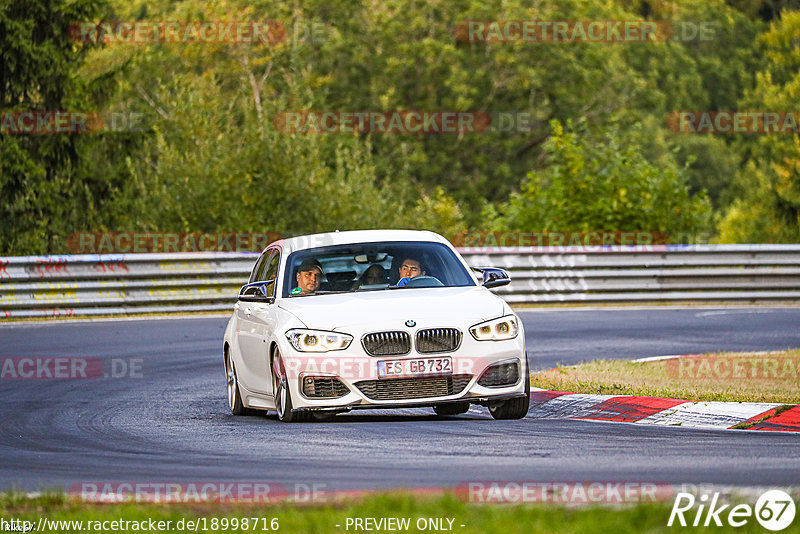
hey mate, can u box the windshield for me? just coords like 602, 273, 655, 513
282, 241, 476, 297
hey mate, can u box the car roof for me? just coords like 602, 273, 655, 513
278, 229, 449, 255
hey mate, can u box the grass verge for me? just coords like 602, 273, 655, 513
530, 350, 800, 404
0, 491, 783, 534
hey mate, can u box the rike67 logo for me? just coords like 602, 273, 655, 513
668, 489, 796, 531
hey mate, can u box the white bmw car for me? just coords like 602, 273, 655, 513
223, 229, 529, 422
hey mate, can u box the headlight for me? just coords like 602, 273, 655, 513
285, 329, 353, 352
469, 315, 519, 341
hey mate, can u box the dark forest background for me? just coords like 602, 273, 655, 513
2, 0, 799, 254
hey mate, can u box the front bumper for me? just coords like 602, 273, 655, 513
295, 392, 528, 413
280, 335, 527, 412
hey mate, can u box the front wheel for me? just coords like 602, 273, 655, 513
433, 402, 470, 416
488, 396, 529, 419
274, 379, 294, 422
489, 358, 530, 420
273, 352, 312, 423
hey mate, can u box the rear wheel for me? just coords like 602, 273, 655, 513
433, 402, 470, 416
273, 351, 312, 423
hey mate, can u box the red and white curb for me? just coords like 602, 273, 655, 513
528, 390, 800, 432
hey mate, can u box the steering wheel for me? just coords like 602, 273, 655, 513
404, 275, 444, 288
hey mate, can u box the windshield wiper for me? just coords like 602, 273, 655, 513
354, 286, 393, 292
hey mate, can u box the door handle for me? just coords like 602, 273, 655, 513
245, 307, 252, 316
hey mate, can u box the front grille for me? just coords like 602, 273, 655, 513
355, 375, 472, 401
477, 362, 520, 388
302, 377, 350, 398
415, 328, 462, 353
362, 331, 411, 356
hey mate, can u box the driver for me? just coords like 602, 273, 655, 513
293, 259, 323, 295
397, 257, 426, 286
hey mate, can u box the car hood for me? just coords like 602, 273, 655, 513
276, 286, 506, 331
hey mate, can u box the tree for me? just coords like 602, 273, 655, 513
718, 11, 800, 242
0, 0, 111, 254
492, 120, 712, 242
79, 0, 465, 238
4, 0, 788, 253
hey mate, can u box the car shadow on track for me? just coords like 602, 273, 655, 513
252, 410, 491, 424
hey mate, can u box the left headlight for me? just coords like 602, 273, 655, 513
285, 329, 353, 352
469, 315, 519, 341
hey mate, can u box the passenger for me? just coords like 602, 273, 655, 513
293, 259, 323, 295
357, 264, 388, 287
397, 257, 426, 286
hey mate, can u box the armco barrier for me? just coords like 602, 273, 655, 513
468, 244, 800, 303
1, 245, 799, 318
0, 253, 258, 318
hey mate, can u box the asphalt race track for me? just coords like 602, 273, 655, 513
1, 307, 799, 493
518, 307, 800, 371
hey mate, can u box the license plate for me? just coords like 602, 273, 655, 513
377, 357, 453, 379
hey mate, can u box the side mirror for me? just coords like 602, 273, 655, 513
238, 280, 275, 303
475, 267, 511, 288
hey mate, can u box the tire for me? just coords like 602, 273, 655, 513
433, 402, 470, 416
225, 350, 257, 416
523, 356, 531, 396
488, 358, 530, 420
273, 351, 312, 423
488, 396, 529, 419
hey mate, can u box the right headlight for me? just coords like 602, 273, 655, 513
469, 315, 519, 341
285, 329, 353, 352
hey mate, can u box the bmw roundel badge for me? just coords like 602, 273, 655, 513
405, 320, 416, 327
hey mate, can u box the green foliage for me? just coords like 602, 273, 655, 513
409, 187, 466, 240
718, 11, 800, 242
1, 0, 799, 254
726, 0, 795, 21
0, 0, 112, 254
315, 0, 668, 212
79, 0, 417, 238
494, 120, 712, 240
619, 1, 762, 213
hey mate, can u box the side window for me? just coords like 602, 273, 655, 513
264, 251, 280, 297
249, 251, 273, 283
